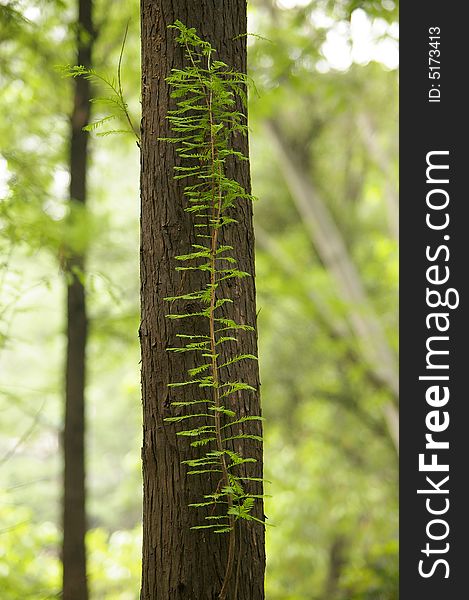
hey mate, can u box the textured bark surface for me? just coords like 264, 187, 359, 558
140, 1, 265, 598
62, 0, 93, 598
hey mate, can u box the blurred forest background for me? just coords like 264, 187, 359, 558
0, 0, 398, 598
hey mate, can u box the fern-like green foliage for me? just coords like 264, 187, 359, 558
163, 21, 266, 548
58, 25, 139, 141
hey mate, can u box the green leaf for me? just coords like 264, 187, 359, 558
219, 354, 258, 369
222, 434, 263, 443
221, 415, 264, 429
188, 363, 212, 377
82, 114, 116, 131
208, 406, 236, 417
219, 382, 257, 398
174, 250, 210, 261
164, 413, 214, 423
233, 477, 272, 484
213, 527, 233, 534
190, 524, 229, 531
190, 437, 217, 447
227, 458, 257, 468
187, 469, 222, 475
176, 426, 215, 437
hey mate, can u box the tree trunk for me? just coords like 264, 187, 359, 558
323, 536, 347, 600
140, 2, 265, 598
62, 0, 93, 598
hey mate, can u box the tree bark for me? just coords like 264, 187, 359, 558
62, 1, 93, 598
140, 2, 265, 598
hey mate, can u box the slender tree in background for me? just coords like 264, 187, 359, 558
266, 120, 399, 452
140, 1, 265, 598
62, 0, 93, 598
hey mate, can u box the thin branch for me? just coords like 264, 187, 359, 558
0, 399, 46, 467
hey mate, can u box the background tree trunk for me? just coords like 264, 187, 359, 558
266, 120, 399, 453
62, 0, 93, 598
140, 1, 265, 598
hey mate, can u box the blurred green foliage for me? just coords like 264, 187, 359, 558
1, 0, 398, 598
0, 491, 142, 599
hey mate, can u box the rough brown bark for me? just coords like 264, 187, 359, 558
140, 2, 265, 599
62, 0, 93, 598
